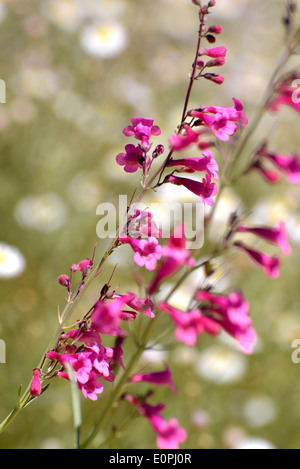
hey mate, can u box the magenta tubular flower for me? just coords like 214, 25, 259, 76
269, 84, 300, 114
252, 160, 281, 184
129, 364, 177, 393
199, 46, 227, 58
127, 209, 162, 239
258, 150, 300, 185
116, 144, 144, 173
159, 302, 220, 347
234, 241, 280, 279
124, 394, 186, 449
71, 258, 93, 273
90, 293, 135, 336
30, 368, 42, 397
200, 112, 237, 141
167, 149, 219, 180
166, 174, 218, 206
236, 221, 291, 256
120, 236, 162, 271
196, 290, 256, 354
169, 125, 200, 151
78, 371, 104, 401
148, 225, 196, 295
123, 117, 161, 152
148, 414, 187, 450
46, 350, 93, 384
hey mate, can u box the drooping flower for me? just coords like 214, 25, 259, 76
30, 368, 42, 397
46, 350, 93, 384
159, 302, 221, 347
126, 209, 162, 239
269, 82, 300, 114
116, 144, 145, 173
165, 174, 217, 206
114, 292, 155, 318
148, 224, 196, 295
120, 236, 162, 271
148, 414, 187, 450
129, 363, 177, 393
234, 241, 280, 279
191, 98, 248, 141
196, 290, 256, 354
169, 125, 200, 151
166, 149, 219, 180
123, 394, 186, 449
236, 221, 291, 256
90, 293, 135, 335
256, 148, 300, 185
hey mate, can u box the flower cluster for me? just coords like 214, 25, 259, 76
24, 0, 298, 451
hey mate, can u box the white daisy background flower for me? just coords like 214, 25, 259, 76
80, 21, 128, 59
0, 243, 26, 279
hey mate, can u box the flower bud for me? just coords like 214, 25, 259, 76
58, 275, 69, 287
30, 368, 42, 397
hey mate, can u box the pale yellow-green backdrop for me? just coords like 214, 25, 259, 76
0, 0, 300, 449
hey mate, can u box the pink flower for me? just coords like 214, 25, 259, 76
167, 149, 219, 180
257, 149, 300, 185
116, 144, 144, 173
148, 225, 196, 294
120, 293, 155, 318
251, 160, 281, 184
124, 394, 186, 449
71, 258, 93, 274
166, 174, 218, 206
191, 98, 248, 141
129, 363, 177, 393
169, 125, 200, 151
120, 236, 162, 271
198, 46, 227, 58
123, 118, 161, 152
196, 290, 256, 354
127, 209, 162, 239
78, 371, 104, 401
269, 83, 300, 114
236, 221, 291, 256
234, 241, 280, 279
30, 368, 42, 397
159, 302, 221, 347
46, 350, 92, 384
148, 415, 187, 450
90, 293, 135, 336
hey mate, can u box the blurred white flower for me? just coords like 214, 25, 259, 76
80, 21, 128, 59
67, 172, 103, 212
140, 345, 167, 364
196, 345, 247, 384
0, 243, 26, 279
42, 0, 83, 32
233, 437, 276, 450
287, 214, 300, 244
242, 396, 278, 428
15, 194, 67, 232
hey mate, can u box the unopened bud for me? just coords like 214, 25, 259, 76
58, 275, 69, 287
204, 73, 224, 84
208, 0, 216, 7
208, 25, 222, 34
152, 144, 165, 158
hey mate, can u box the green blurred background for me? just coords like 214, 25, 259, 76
0, 0, 300, 449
